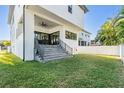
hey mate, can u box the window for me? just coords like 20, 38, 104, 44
81, 41, 85, 46
84, 41, 86, 46
88, 42, 90, 46
78, 41, 80, 46
68, 5, 72, 14
78, 40, 87, 46
35, 31, 49, 44
65, 31, 77, 40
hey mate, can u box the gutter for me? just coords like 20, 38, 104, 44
82, 29, 92, 34
79, 5, 89, 13
23, 5, 25, 61
8, 5, 15, 24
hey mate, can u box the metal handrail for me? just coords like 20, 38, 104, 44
59, 39, 73, 55
34, 38, 44, 60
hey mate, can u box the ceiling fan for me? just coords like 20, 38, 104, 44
39, 22, 48, 27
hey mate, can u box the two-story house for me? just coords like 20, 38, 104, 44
78, 31, 91, 46
8, 5, 91, 61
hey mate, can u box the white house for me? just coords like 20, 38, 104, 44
78, 31, 91, 46
8, 5, 91, 61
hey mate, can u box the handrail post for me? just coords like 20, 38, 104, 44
35, 38, 44, 60
59, 39, 73, 55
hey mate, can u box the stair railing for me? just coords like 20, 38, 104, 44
34, 38, 44, 60
59, 39, 73, 55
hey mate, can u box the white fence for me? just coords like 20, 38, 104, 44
77, 46, 120, 56
77, 44, 124, 63
120, 44, 124, 63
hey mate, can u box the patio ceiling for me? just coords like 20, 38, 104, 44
34, 15, 59, 29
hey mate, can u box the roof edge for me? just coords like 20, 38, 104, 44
82, 29, 92, 34
7, 5, 15, 24
79, 5, 89, 13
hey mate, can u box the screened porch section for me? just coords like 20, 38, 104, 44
34, 31, 60, 45
34, 15, 61, 45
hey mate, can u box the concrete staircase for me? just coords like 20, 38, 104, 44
35, 45, 72, 62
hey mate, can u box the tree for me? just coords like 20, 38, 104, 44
114, 19, 124, 43
113, 7, 124, 44
96, 6, 124, 45
95, 19, 119, 45
0, 41, 4, 47
0, 40, 11, 47
2, 41, 11, 47
113, 7, 124, 25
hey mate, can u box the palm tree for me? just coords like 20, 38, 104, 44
113, 6, 124, 44
113, 7, 124, 25
96, 6, 124, 45
95, 19, 119, 45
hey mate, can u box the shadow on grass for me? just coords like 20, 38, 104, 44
0, 51, 124, 88
0, 51, 23, 65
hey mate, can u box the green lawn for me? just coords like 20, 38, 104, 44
0, 51, 124, 88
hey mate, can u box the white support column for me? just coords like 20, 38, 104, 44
59, 26, 65, 41
25, 10, 34, 61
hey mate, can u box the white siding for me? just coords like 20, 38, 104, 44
62, 25, 81, 54
25, 10, 34, 60
40, 5, 84, 29
10, 5, 23, 56
16, 33, 23, 59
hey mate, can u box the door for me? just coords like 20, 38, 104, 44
34, 31, 49, 45
35, 31, 59, 45
50, 31, 59, 45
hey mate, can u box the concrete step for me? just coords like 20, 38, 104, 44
44, 50, 65, 53
44, 53, 68, 58
44, 49, 65, 52
44, 47, 62, 49
43, 53, 68, 58
44, 55, 72, 61
41, 45, 59, 48
44, 49, 63, 51
35, 45, 72, 62
35, 55, 44, 63
44, 52, 67, 56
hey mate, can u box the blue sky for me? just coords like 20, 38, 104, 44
84, 5, 121, 39
0, 5, 121, 40
0, 5, 9, 40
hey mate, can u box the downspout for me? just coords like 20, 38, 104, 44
23, 5, 25, 61
9, 27, 12, 53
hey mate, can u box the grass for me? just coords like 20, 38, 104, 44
0, 51, 124, 88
